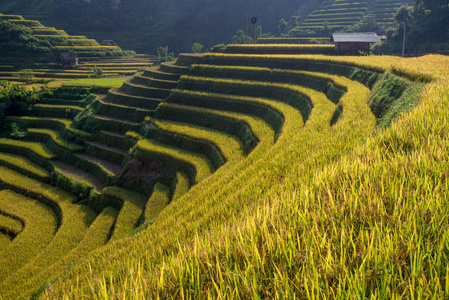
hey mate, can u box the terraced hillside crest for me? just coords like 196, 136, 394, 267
291, 0, 413, 35
0, 44, 441, 298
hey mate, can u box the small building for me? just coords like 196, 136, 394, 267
330, 32, 381, 55
100, 40, 118, 46
61, 52, 78, 68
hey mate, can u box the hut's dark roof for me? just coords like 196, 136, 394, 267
61, 52, 78, 59
331, 32, 381, 43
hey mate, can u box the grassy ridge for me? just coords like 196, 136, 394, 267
143, 183, 171, 224
0, 152, 50, 182
171, 172, 190, 202
0, 212, 23, 236
0, 190, 58, 282
104, 187, 147, 241
148, 118, 245, 163
129, 133, 214, 185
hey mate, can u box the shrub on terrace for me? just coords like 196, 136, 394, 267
0, 82, 40, 137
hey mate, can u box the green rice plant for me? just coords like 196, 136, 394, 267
17, 206, 118, 300
0, 233, 10, 253
104, 187, 147, 241
67, 39, 100, 47
93, 114, 141, 133
153, 102, 261, 154
31, 104, 83, 119
128, 132, 214, 185
48, 78, 128, 89
142, 120, 226, 169
143, 183, 170, 223
223, 44, 335, 55
0, 152, 50, 182
91, 131, 136, 152
148, 118, 245, 163
131, 75, 179, 89
70, 153, 118, 186
16, 116, 92, 138
119, 81, 171, 99
26, 128, 84, 152
9, 19, 42, 27
187, 64, 347, 103
0, 138, 56, 160
0, 166, 97, 297
203, 53, 391, 82
158, 63, 190, 75
171, 172, 190, 202
0, 212, 23, 236
144, 67, 183, 81
256, 38, 301, 44
54, 46, 121, 51
91, 96, 149, 123
0, 190, 58, 282
0, 14, 24, 20
106, 89, 161, 110
84, 141, 127, 165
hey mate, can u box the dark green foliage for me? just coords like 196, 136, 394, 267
0, 82, 40, 116
0, 20, 51, 55
191, 42, 204, 53
157, 47, 174, 63
72, 103, 101, 135
232, 30, 254, 44
0, 82, 39, 137
89, 66, 104, 78
377, 1, 449, 54
210, 44, 226, 53
42, 87, 90, 101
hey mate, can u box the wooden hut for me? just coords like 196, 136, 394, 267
61, 52, 78, 68
331, 32, 380, 55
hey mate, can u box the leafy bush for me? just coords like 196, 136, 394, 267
210, 43, 226, 53
0, 82, 40, 135
191, 42, 204, 53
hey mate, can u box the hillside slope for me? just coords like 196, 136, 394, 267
0, 0, 305, 53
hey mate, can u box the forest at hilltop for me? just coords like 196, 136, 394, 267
0, 0, 311, 53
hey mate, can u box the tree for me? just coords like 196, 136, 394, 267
0, 81, 39, 133
89, 66, 104, 78
278, 18, 288, 35
157, 47, 174, 62
395, 6, 412, 24
0, 20, 51, 55
232, 30, 253, 44
192, 42, 204, 53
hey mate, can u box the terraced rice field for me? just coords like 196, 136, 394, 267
0, 55, 155, 86
0, 13, 130, 56
292, 0, 413, 34
0, 44, 447, 298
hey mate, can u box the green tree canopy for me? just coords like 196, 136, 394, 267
0, 20, 50, 55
